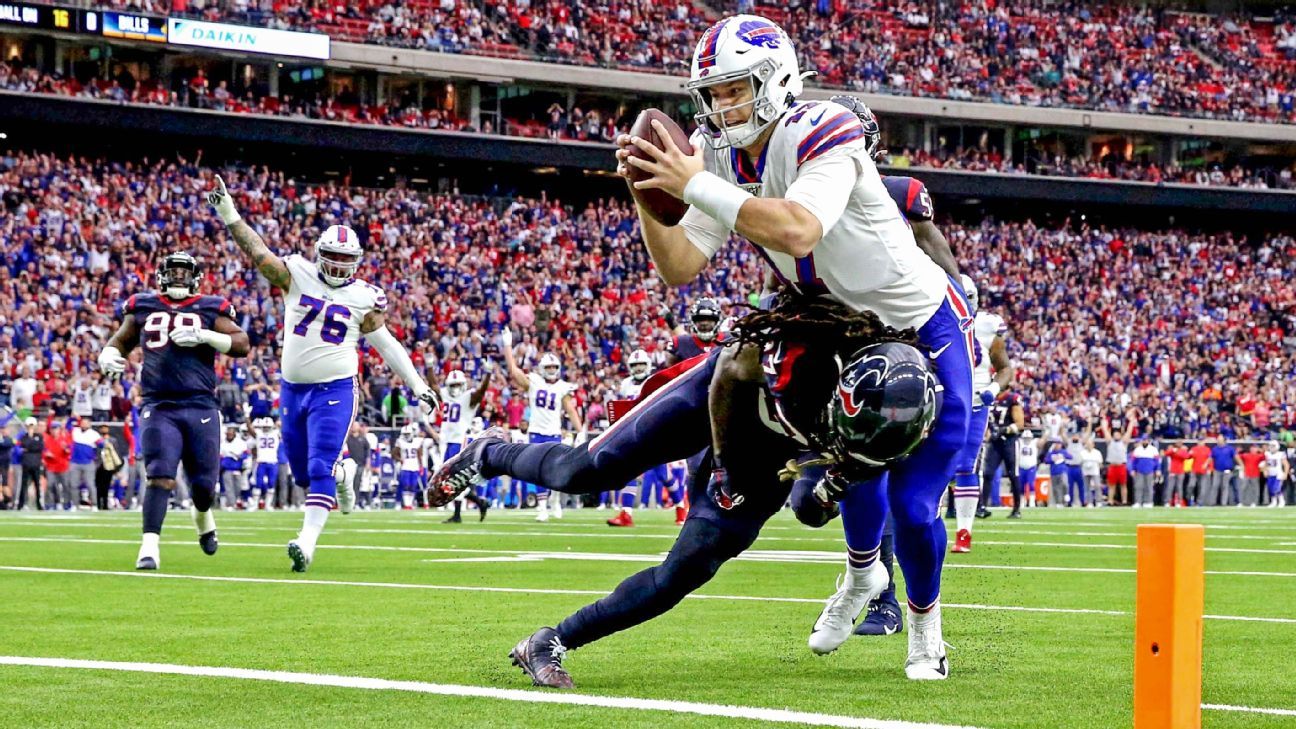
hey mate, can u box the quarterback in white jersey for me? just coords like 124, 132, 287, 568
501, 328, 583, 521
207, 176, 438, 572
616, 13, 973, 678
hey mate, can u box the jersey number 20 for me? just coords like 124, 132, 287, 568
294, 295, 351, 344
142, 312, 201, 349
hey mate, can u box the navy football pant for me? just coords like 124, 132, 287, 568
140, 402, 219, 500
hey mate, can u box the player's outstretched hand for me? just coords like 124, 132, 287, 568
169, 327, 204, 348
483, 359, 496, 374
707, 465, 743, 510
97, 347, 126, 377
206, 174, 241, 225
500, 327, 513, 349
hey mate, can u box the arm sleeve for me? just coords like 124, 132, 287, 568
784, 153, 858, 237
679, 204, 729, 261
366, 326, 427, 395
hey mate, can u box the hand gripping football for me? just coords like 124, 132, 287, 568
625, 108, 694, 226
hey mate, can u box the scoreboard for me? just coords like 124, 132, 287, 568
0, 2, 165, 41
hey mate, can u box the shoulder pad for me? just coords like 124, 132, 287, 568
882, 176, 934, 221
783, 100, 866, 167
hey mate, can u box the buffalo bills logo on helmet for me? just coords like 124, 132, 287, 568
737, 18, 782, 48
696, 19, 729, 69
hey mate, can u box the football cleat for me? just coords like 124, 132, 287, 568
951, 529, 972, 553
287, 541, 311, 573
198, 531, 218, 556
509, 627, 574, 689
905, 604, 950, 680
444, 513, 462, 524
191, 506, 218, 555
674, 504, 687, 525
606, 510, 635, 527
135, 556, 158, 571
1006, 510, 1022, 519
975, 507, 992, 519
337, 476, 355, 515
854, 593, 903, 636
809, 560, 888, 654
428, 427, 507, 506
478, 500, 489, 522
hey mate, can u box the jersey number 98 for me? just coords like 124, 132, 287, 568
294, 295, 351, 344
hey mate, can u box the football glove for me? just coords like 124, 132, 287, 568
169, 327, 203, 348
500, 327, 513, 349
707, 463, 743, 510
206, 175, 241, 225
979, 382, 1001, 406
415, 387, 440, 411
97, 346, 126, 376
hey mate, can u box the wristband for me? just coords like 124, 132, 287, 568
682, 171, 753, 231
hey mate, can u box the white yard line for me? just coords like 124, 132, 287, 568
1202, 703, 1296, 717
2, 564, 1293, 624
0, 655, 984, 729
5, 537, 1296, 579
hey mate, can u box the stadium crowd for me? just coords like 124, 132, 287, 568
5, 57, 1293, 190
1, 149, 1295, 509
81, 0, 1296, 124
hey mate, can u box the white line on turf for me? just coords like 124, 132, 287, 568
1202, 703, 1296, 717
0, 655, 984, 729
5, 537, 1296, 578
2, 565, 1293, 624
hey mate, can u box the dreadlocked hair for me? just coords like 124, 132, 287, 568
724, 294, 921, 358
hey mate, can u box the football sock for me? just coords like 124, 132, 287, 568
452, 501, 462, 519
139, 531, 160, 558
142, 486, 169, 535
620, 490, 636, 509
297, 505, 330, 553
191, 505, 216, 535
953, 472, 979, 533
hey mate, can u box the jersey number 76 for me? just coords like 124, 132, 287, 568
293, 295, 352, 344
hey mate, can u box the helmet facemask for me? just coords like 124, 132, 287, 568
158, 256, 200, 300
630, 362, 650, 382
318, 247, 361, 287
688, 59, 785, 150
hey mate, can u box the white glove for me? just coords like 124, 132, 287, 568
415, 387, 440, 411
574, 430, 588, 446
500, 327, 513, 349
206, 175, 241, 225
169, 327, 204, 348
482, 360, 496, 374
98, 347, 126, 376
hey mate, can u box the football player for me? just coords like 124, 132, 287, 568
607, 349, 661, 527
98, 251, 250, 570
666, 298, 724, 365
251, 418, 281, 510
961, 276, 1017, 538
500, 328, 583, 522
616, 14, 973, 677
439, 366, 493, 523
207, 175, 438, 572
395, 424, 433, 510
219, 425, 250, 509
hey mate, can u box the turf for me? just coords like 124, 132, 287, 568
0, 506, 1293, 728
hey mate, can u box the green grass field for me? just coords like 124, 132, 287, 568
0, 505, 1293, 728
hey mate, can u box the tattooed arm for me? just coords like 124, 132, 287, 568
205, 175, 291, 289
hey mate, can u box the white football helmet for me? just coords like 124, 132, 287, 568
539, 353, 562, 383
687, 15, 806, 149
400, 423, 418, 440
316, 224, 362, 287
445, 370, 468, 399
253, 417, 272, 431
628, 349, 652, 382
960, 274, 979, 314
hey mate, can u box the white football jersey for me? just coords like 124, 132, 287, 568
281, 254, 388, 384
527, 372, 574, 437
396, 436, 429, 472
1017, 438, 1039, 469
618, 377, 645, 400
439, 389, 477, 446
1265, 450, 1287, 477
220, 437, 247, 463
682, 100, 947, 331
972, 310, 1007, 392
254, 430, 280, 463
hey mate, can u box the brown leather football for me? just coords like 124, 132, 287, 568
625, 108, 693, 226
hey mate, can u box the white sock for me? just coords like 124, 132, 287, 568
191, 506, 216, 535
552, 498, 563, 517
401, 491, 414, 508
141, 532, 160, 553
623, 506, 633, 514
845, 546, 880, 592
536, 496, 549, 515
954, 490, 978, 534
297, 505, 329, 553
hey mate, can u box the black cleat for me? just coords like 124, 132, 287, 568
444, 514, 462, 524
427, 427, 507, 507
509, 627, 574, 689
478, 500, 489, 522
1006, 510, 1022, 519
854, 594, 903, 636
135, 556, 158, 571
198, 530, 219, 556
975, 507, 993, 519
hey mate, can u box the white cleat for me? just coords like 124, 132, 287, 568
287, 540, 312, 573
336, 478, 355, 516
535, 511, 550, 523
808, 560, 888, 655
905, 603, 950, 680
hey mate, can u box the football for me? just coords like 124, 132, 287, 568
625, 108, 694, 226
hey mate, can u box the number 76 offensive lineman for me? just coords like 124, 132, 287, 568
206, 175, 439, 573
98, 252, 250, 570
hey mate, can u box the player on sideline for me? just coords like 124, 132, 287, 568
606, 349, 656, 527
206, 175, 437, 572
618, 14, 972, 678
946, 274, 1014, 551
251, 418, 280, 509
440, 366, 493, 523
395, 424, 434, 510
500, 328, 583, 522
98, 251, 250, 570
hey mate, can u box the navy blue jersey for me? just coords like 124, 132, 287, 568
760, 340, 838, 447
672, 334, 721, 361
882, 176, 934, 223
120, 293, 236, 408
